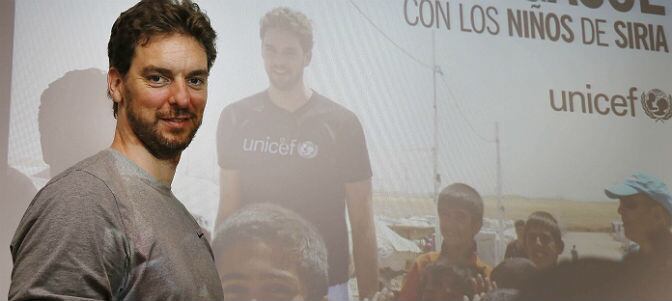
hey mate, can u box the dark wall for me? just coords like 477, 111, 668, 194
0, 0, 17, 298
1, 0, 13, 169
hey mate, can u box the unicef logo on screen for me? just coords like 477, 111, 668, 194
298, 141, 319, 159
641, 89, 672, 122
548, 84, 672, 123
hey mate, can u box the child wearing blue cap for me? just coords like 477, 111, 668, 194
605, 172, 672, 263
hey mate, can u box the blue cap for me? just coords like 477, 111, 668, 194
605, 172, 672, 217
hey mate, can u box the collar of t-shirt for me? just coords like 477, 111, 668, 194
263, 89, 318, 117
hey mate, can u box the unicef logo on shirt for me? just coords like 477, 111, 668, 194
298, 141, 319, 159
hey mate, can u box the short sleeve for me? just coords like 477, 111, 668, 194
336, 112, 372, 183
216, 105, 241, 170
9, 171, 130, 300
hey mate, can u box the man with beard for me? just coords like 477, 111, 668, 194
215, 7, 378, 301
9, 1, 223, 300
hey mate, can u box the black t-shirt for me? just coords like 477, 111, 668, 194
217, 91, 372, 284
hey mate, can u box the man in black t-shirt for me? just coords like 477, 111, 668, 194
215, 7, 379, 301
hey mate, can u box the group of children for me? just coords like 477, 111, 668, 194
210, 176, 671, 301
396, 183, 565, 301
208, 182, 564, 301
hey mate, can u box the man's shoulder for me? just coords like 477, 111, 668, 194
15, 152, 120, 244
47, 150, 115, 187
34, 151, 119, 208
311, 92, 359, 120
224, 91, 268, 113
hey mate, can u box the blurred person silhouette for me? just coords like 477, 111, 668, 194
399, 183, 492, 301
518, 257, 671, 301
504, 219, 527, 259
215, 6, 378, 300
490, 258, 537, 290
523, 211, 564, 269
605, 172, 672, 268
212, 203, 329, 301
570, 245, 578, 261
417, 262, 478, 301
38, 68, 115, 177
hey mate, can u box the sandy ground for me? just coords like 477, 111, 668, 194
373, 194, 621, 232
560, 231, 624, 261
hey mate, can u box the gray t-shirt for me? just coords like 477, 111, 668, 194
9, 149, 224, 300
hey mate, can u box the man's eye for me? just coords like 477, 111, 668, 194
147, 75, 168, 86
188, 77, 206, 87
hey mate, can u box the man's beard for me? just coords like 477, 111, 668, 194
125, 98, 200, 161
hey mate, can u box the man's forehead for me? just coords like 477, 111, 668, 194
132, 33, 208, 71
218, 239, 301, 274
621, 193, 656, 204
525, 225, 553, 235
262, 28, 303, 49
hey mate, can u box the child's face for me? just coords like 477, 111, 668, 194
438, 204, 480, 249
420, 273, 466, 301
524, 225, 562, 269
216, 239, 307, 301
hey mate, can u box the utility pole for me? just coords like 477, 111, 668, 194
432, 30, 442, 251
495, 122, 504, 263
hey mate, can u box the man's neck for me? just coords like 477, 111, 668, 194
637, 229, 672, 254
110, 128, 178, 187
268, 83, 312, 112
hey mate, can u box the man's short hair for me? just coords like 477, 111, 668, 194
525, 211, 562, 246
107, 0, 217, 118
212, 203, 328, 301
437, 183, 484, 223
260, 7, 313, 52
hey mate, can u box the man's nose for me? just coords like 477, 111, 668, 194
169, 79, 190, 107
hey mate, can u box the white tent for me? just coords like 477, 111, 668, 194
375, 217, 422, 272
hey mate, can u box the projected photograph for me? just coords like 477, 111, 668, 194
1, 0, 671, 300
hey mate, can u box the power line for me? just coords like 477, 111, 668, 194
438, 71, 496, 144
347, 0, 434, 71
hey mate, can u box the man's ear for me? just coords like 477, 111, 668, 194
472, 219, 483, 237
107, 68, 124, 105
652, 206, 671, 229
